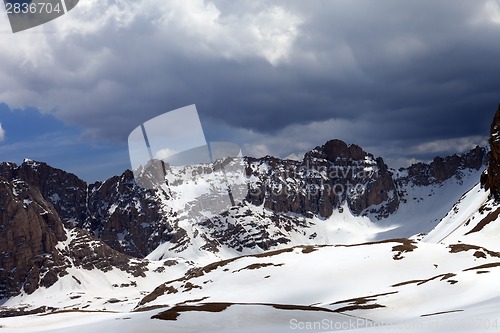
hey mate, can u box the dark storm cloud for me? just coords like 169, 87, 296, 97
1, 0, 500, 167
181, 0, 500, 144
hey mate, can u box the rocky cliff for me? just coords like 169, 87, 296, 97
0, 135, 490, 298
1, 140, 489, 260
484, 103, 500, 199
406, 146, 487, 186
0, 161, 176, 258
0, 174, 149, 299
246, 139, 399, 219
0, 176, 67, 297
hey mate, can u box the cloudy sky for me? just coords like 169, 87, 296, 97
0, 0, 499, 181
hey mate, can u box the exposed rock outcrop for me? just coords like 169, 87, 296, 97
0, 160, 88, 225
0, 161, 174, 258
0, 177, 149, 299
1, 131, 491, 299
84, 170, 174, 257
246, 139, 399, 219
0, 177, 67, 297
405, 146, 487, 186
485, 103, 500, 200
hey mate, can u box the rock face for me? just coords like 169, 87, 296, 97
84, 170, 175, 257
485, 103, 500, 199
0, 138, 490, 298
0, 160, 89, 225
246, 139, 399, 219
0, 174, 149, 299
1, 140, 490, 261
0, 177, 67, 297
405, 146, 487, 186
0, 161, 175, 258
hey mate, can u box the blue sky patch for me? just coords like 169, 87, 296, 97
0, 103, 129, 182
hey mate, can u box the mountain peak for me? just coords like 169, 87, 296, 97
320, 139, 366, 161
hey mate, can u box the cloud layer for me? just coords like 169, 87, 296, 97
1, 0, 500, 168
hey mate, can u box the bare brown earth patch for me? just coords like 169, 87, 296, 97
334, 304, 385, 312
137, 258, 236, 306
164, 286, 178, 294
474, 251, 487, 259
391, 273, 456, 287
391, 240, 418, 260
465, 207, 500, 235
338, 238, 414, 248
176, 297, 211, 306
151, 302, 338, 321
337, 238, 417, 260
183, 282, 202, 292
271, 304, 336, 313
330, 292, 397, 312
163, 260, 178, 267
139, 245, 324, 306
448, 244, 500, 258
301, 246, 317, 254
152, 303, 232, 321
463, 262, 500, 272
188, 258, 239, 278
391, 279, 424, 287
478, 204, 492, 214
332, 292, 398, 306
233, 263, 284, 273
421, 309, 463, 317
133, 305, 170, 313
138, 284, 171, 306
254, 247, 295, 258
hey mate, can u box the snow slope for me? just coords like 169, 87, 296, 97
424, 182, 500, 253
0, 150, 495, 332
373, 167, 484, 240
0, 227, 196, 315
3, 237, 500, 332
145, 167, 485, 267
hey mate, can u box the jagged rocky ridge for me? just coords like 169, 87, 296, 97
246, 139, 399, 218
2, 142, 488, 252
0, 163, 183, 258
0, 139, 488, 299
0, 172, 149, 299
484, 103, 500, 199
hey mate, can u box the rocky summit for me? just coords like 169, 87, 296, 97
246, 139, 399, 219
0, 129, 491, 300
0, 166, 150, 300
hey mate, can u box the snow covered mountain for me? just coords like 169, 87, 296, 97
0, 104, 499, 332
1, 139, 487, 264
